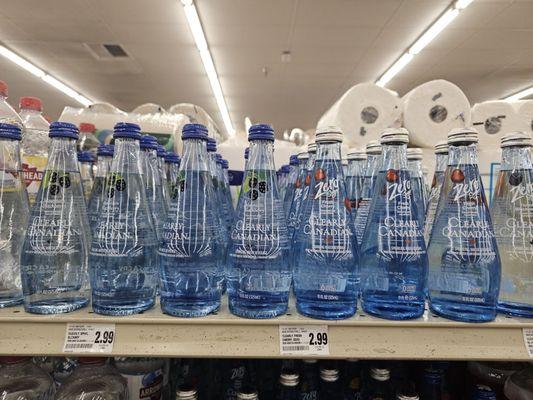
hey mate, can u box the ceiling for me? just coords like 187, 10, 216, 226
0, 0, 532, 135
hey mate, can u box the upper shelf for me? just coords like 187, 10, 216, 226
1, 298, 531, 360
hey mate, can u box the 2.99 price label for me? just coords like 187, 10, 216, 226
63, 323, 116, 353
279, 325, 329, 356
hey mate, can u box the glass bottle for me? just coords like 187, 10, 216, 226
362, 368, 392, 400
354, 141, 382, 245
237, 387, 259, 400
0, 123, 28, 307
278, 370, 300, 400
343, 359, 362, 400
424, 141, 448, 244
491, 132, 533, 318
157, 144, 171, 212
407, 147, 426, 227
471, 384, 497, 400
278, 164, 291, 201
89, 122, 158, 315
0, 81, 22, 127
292, 126, 359, 319
428, 128, 501, 322
227, 124, 291, 318
283, 155, 301, 216
87, 145, 114, 235
115, 357, 165, 400
300, 359, 319, 400
78, 151, 94, 201
216, 152, 235, 230
78, 122, 100, 153
0, 356, 55, 400
360, 128, 428, 320
504, 366, 533, 400
176, 385, 198, 400
286, 151, 308, 228
319, 366, 342, 400
20, 122, 90, 314
222, 158, 235, 210
165, 151, 181, 203
345, 149, 367, 218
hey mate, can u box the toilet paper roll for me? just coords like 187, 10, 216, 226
317, 82, 401, 147
402, 79, 471, 149
511, 100, 533, 136
472, 100, 522, 150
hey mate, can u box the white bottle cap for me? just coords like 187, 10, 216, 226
320, 367, 339, 382
380, 127, 409, 144
500, 131, 532, 148
315, 125, 343, 143
307, 142, 317, 153
297, 151, 309, 160
407, 147, 423, 160
279, 370, 300, 387
366, 140, 382, 154
347, 149, 367, 160
447, 127, 478, 144
371, 367, 391, 381
434, 140, 449, 154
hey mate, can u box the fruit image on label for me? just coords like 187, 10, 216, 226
451, 168, 465, 183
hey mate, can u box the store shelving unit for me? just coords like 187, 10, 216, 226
1, 298, 531, 360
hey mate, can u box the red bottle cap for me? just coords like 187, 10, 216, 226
79, 122, 96, 133
0, 81, 8, 97
19, 96, 43, 111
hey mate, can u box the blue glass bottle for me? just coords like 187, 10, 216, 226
87, 145, 113, 235
159, 124, 223, 317
354, 141, 382, 245
293, 126, 359, 319
361, 368, 392, 400
491, 132, 533, 318
89, 122, 157, 315
165, 151, 181, 203
360, 128, 427, 320
216, 153, 235, 229
21, 122, 89, 314
428, 128, 500, 322
221, 158, 234, 208
278, 164, 291, 201
407, 148, 427, 228
424, 141, 448, 243
0, 123, 28, 307
77, 151, 94, 201
157, 144, 171, 212
278, 370, 300, 400
285, 151, 308, 228
345, 149, 367, 218
283, 155, 300, 215
227, 124, 291, 318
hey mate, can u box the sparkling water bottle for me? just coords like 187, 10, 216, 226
177, 384, 199, 400
140, 135, 167, 240
286, 151, 308, 230
343, 359, 362, 400
78, 151, 94, 201
407, 148, 426, 227
491, 132, 533, 318
0, 356, 55, 400
360, 128, 427, 320
20, 122, 90, 314
283, 155, 300, 215
362, 368, 392, 400
89, 122, 158, 316
157, 144, 171, 210
354, 141, 382, 245
87, 144, 114, 235
0, 123, 28, 307
165, 151, 181, 200
115, 357, 165, 400
300, 359, 319, 400
227, 124, 291, 318
345, 149, 367, 217
319, 366, 341, 399
428, 128, 500, 322
278, 370, 299, 400
216, 153, 235, 230
159, 124, 223, 317
279, 164, 291, 200
293, 126, 359, 319
424, 141, 448, 243
56, 358, 128, 400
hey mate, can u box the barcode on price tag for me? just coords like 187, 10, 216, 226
279, 325, 329, 356
63, 323, 116, 353
523, 328, 533, 358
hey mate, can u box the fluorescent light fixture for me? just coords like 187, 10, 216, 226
0, 44, 93, 107
503, 86, 533, 101
455, 0, 474, 10
376, 53, 413, 87
181, 0, 235, 135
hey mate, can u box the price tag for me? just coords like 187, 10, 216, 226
279, 325, 329, 356
523, 328, 533, 358
63, 323, 116, 353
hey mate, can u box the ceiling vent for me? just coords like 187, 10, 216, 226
84, 43, 130, 60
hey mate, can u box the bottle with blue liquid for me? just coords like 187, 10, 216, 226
491, 132, 533, 318
0, 123, 28, 307
87, 145, 113, 235
221, 158, 234, 208
21, 122, 89, 314
471, 384, 497, 400
428, 128, 500, 322
407, 148, 427, 227
292, 126, 359, 319
278, 164, 291, 201
77, 151, 94, 201
165, 151, 181, 203
89, 122, 158, 315
285, 151, 308, 225
216, 153, 235, 230
157, 144, 171, 211
360, 128, 427, 320
424, 141, 448, 243
345, 149, 367, 217
227, 124, 291, 319
158, 124, 223, 317
283, 155, 300, 215
354, 141, 382, 245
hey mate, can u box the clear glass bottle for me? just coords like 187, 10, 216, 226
278, 164, 291, 201
237, 387, 259, 400
56, 357, 128, 400
20, 122, 90, 314
78, 122, 100, 154
428, 128, 501, 322
343, 359, 362, 400
360, 128, 428, 320
319, 366, 341, 400
0, 123, 28, 307
491, 132, 533, 318
159, 124, 223, 317
176, 384, 198, 400
87, 145, 114, 235
278, 370, 300, 400
285, 151, 309, 234
407, 147, 427, 227
354, 141, 382, 245
362, 368, 392, 400
19, 96, 49, 205
78, 151, 94, 201
89, 122, 158, 316
345, 149, 367, 218
217, 153, 235, 229
283, 155, 301, 216
227, 124, 291, 318
471, 384, 497, 400
115, 357, 165, 400
165, 151, 181, 204
424, 141, 448, 244
0, 356, 55, 400
157, 144, 171, 212
292, 126, 359, 319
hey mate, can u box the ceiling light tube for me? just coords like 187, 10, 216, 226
455, 0, 474, 10
0, 45, 45, 78
409, 8, 459, 55
376, 53, 413, 87
503, 86, 533, 101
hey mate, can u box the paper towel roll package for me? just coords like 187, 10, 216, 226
402, 79, 471, 149
471, 100, 522, 150
317, 82, 401, 147
511, 100, 533, 135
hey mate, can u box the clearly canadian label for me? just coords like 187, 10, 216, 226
22, 154, 47, 204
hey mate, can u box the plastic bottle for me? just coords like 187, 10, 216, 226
227, 124, 291, 318
319, 365, 341, 399
176, 384, 198, 400
20, 122, 90, 314
115, 357, 165, 400
292, 126, 359, 320
56, 358, 128, 400
428, 128, 501, 322
345, 149, 367, 217
504, 366, 533, 400
407, 147, 427, 227
89, 122, 158, 316
159, 124, 223, 317
360, 128, 428, 320
0, 81, 22, 127
283, 155, 300, 215
278, 370, 300, 400
0, 356, 55, 400
300, 359, 319, 400
78, 151, 94, 201
87, 145, 114, 235
362, 368, 392, 400
490, 132, 533, 318
424, 141, 448, 244
354, 141, 382, 245
0, 123, 28, 307
157, 144, 171, 211
78, 122, 100, 154
19, 96, 49, 205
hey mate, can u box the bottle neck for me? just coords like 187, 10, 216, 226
247, 139, 275, 171
207, 152, 217, 177
111, 137, 142, 174
316, 141, 342, 163
448, 142, 478, 166
381, 143, 408, 171
306, 153, 316, 171
0, 139, 22, 171
365, 153, 381, 177
96, 156, 111, 177
347, 159, 365, 177
435, 153, 448, 172
47, 137, 79, 172
20, 109, 42, 116
501, 146, 532, 171
408, 159, 423, 177
181, 139, 209, 172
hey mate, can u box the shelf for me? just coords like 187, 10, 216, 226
1, 298, 532, 360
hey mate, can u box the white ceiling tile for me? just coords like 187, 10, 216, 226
197, 0, 296, 26
290, 26, 380, 47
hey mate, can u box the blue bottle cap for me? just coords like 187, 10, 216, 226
164, 152, 181, 164
289, 154, 300, 166
248, 124, 274, 142
140, 134, 158, 150
97, 144, 113, 157
281, 164, 291, 173
113, 122, 141, 140
207, 137, 217, 152
77, 151, 94, 163
222, 159, 229, 169
0, 123, 21, 141
156, 145, 166, 157
49, 121, 79, 140
182, 123, 208, 140
244, 147, 250, 160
